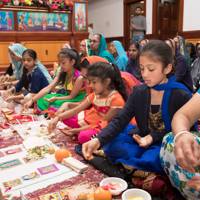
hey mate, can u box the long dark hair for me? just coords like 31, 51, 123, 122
58, 48, 80, 85
141, 40, 173, 69
21, 49, 37, 90
87, 62, 127, 101
141, 40, 174, 77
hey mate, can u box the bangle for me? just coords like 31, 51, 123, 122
174, 130, 192, 144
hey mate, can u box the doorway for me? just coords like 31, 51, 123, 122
124, 0, 181, 48
124, 0, 146, 49
157, 0, 180, 40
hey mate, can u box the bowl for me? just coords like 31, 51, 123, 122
99, 177, 128, 196
122, 188, 151, 200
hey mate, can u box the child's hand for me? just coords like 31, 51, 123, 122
48, 116, 59, 133
133, 134, 153, 148
1, 91, 11, 100
5, 95, 15, 102
60, 128, 78, 136
174, 133, 200, 173
24, 99, 33, 110
45, 97, 57, 103
82, 138, 101, 160
187, 176, 200, 191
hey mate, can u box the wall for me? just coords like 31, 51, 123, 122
88, 0, 124, 37
88, 0, 153, 37
183, 0, 200, 31
146, 0, 153, 34
88, 0, 200, 38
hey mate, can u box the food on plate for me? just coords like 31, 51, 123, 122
55, 148, 71, 162
127, 197, 144, 200
39, 126, 48, 135
24, 145, 54, 162
94, 187, 112, 200
48, 146, 55, 154
101, 182, 122, 190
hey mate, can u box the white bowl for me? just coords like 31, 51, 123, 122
99, 177, 128, 196
122, 188, 151, 200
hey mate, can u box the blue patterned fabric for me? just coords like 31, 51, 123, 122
8, 43, 26, 80
160, 132, 200, 200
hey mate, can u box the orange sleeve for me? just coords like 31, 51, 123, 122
109, 93, 125, 108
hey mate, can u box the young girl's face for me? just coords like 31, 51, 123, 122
139, 55, 171, 87
59, 56, 74, 72
88, 76, 107, 95
22, 53, 36, 71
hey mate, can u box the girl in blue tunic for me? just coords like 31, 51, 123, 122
5, 49, 49, 103
82, 40, 192, 174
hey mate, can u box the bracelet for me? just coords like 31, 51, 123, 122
174, 130, 192, 144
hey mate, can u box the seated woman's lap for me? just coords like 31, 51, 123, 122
160, 132, 200, 199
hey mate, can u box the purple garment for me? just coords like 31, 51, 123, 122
126, 58, 142, 81
174, 52, 193, 92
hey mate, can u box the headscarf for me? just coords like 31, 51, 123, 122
81, 56, 109, 95
8, 43, 26, 80
84, 55, 109, 64
36, 61, 52, 83
8, 43, 52, 83
90, 34, 115, 63
112, 40, 128, 71
120, 71, 141, 95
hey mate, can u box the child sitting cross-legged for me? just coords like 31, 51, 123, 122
48, 62, 127, 144
5, 49, 49, 104
24, 48, 86, 112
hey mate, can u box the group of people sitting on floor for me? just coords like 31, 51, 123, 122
1, 34, 200, 199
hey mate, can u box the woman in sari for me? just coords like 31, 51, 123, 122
126, 41, 142, 81
160, 88, 200, 199
108, 40, 128, 71
89, 34, 114, 63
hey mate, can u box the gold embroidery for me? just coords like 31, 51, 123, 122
148, 106, 165, 133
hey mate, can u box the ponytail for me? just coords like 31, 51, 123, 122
111, 64, 127, 101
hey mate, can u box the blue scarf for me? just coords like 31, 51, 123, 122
153, 76, 192, 132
